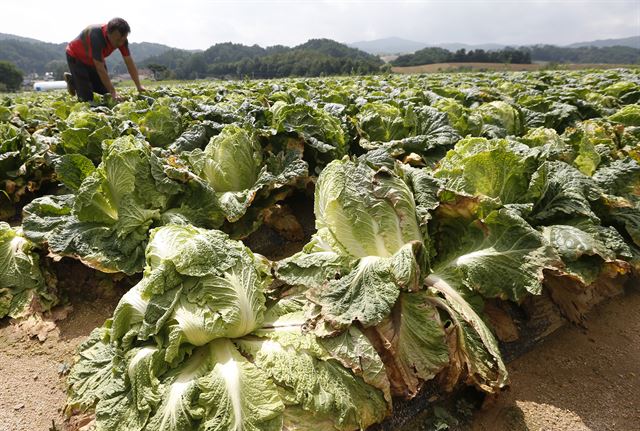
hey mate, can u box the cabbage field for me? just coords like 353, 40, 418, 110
1, 69, 639, 430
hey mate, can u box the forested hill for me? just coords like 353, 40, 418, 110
141, 39, 384, 79
0, 35, 382, 79
0, 32, 44, 43
0, 38, 66, 74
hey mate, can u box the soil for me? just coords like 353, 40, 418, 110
0, 297, 119, 431
472, 287, 640, 431
0, 257, 136, 431
0, 266, 638, 431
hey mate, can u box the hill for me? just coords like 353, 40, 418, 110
434, 42, 506, 52
143, 38, 384, 79
0, 33, 174, 75
0, 32, 44, 43
0, 39, 65, 75
348, 37, 508, 55
568, 36, 640, 49
348, 37, 427, 55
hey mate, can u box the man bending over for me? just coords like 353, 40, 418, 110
65, 17, 146, 102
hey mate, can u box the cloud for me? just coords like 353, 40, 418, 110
2, 0, 638, 48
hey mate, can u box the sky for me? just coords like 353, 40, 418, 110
2, 0, 638, 49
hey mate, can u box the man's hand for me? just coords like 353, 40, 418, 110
137, 85, 148, 94
110, 90, 123, 102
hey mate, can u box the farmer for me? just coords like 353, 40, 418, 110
64, 17, 146, 102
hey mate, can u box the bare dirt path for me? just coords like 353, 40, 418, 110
473, 287, 640, 431
0, 296, 119, 431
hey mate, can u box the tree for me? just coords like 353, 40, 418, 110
0, 61, 23, 91
188, 54, 208, 79
45, 59, 67, 80
148, 63, 169, 80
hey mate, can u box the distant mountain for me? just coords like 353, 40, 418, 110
348, 37, 427, 55
348, 37, 512, 55
567, 36, 640, 49
433, 42, 506, 52
0, 32, 44, 43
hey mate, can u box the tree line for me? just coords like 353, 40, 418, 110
0, 61, 23, 91
393, 47, 532, 66
142, 39, 384, 79
525, 44, 640, 64
392, 45, 640, 67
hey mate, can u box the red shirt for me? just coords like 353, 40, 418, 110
66, 24, 130, 66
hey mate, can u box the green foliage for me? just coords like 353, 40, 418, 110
144, 39, 383, 79
0, 222, 56, 318
526, 44, 640, 65
67, 225, 391, 430
0, 39, 64, 75
609, 105, 640, 126
393, 47, 532, 67
2, 68, 640, 431
0, 60, 23, 91
201, 125, 262, 192
393, 45, 640, 67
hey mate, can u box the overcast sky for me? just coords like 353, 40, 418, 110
3, 0, 638, 49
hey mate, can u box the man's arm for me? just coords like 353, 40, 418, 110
94, 59, 118, 99
123, 56, 146, 92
